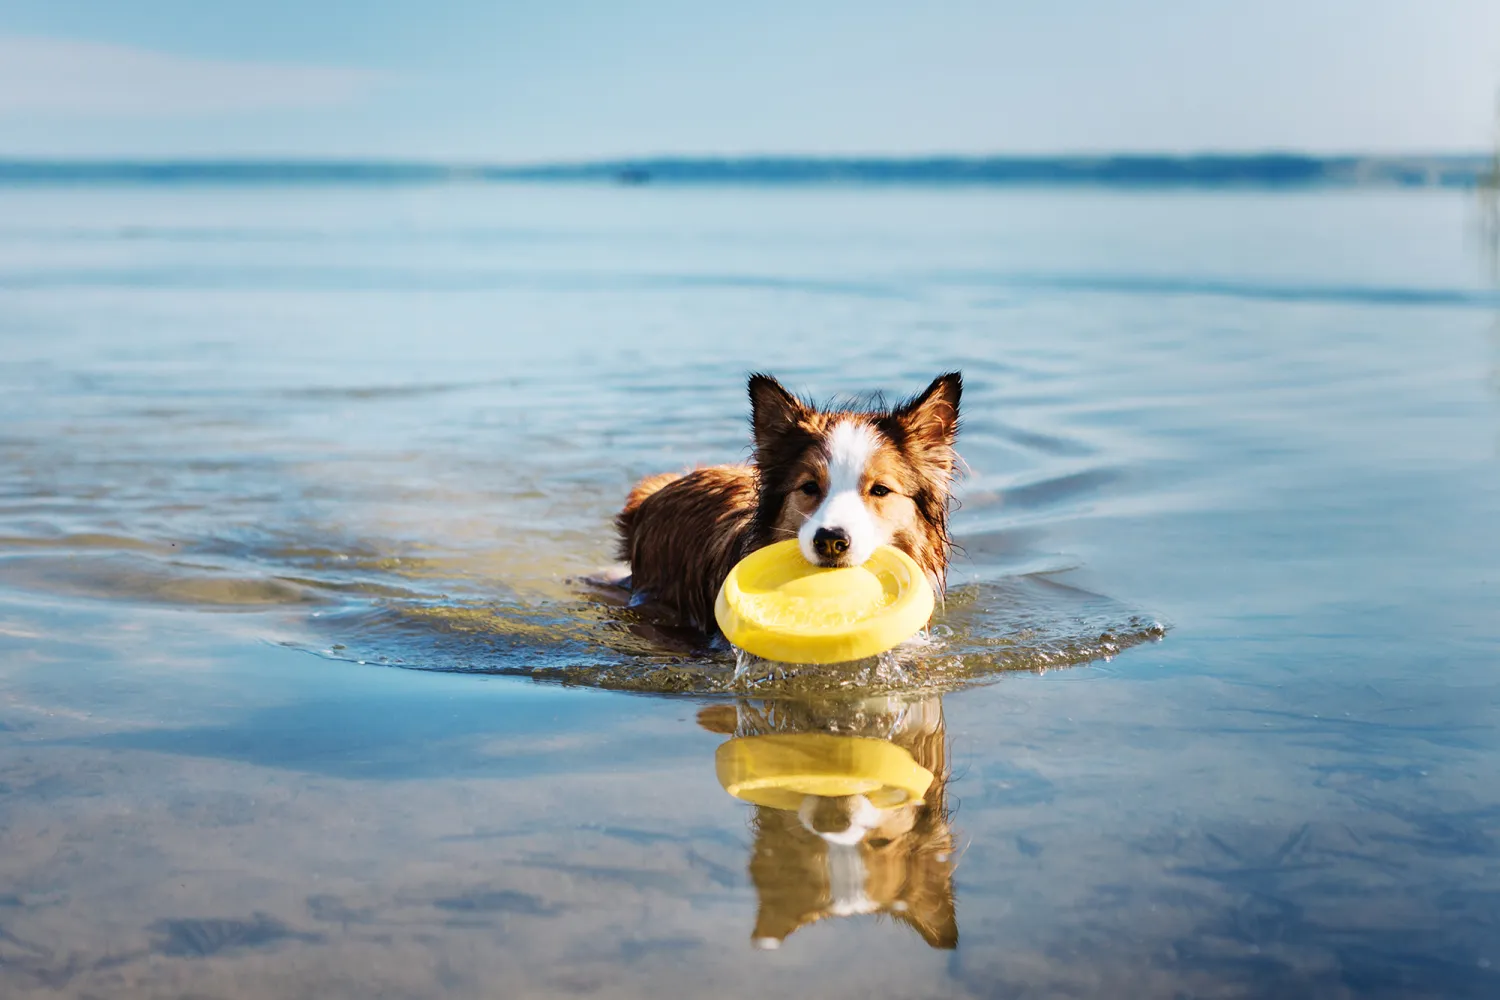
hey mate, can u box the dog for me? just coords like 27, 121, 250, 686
698, 695, 958, 949
616, 372, 962, 635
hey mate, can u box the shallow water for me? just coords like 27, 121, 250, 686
1, 184, 1498, 997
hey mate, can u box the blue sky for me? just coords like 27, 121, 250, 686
1, 1, 1497, 160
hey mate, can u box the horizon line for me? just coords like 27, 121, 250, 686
0, 151, 1492, 190
0, 149, 1490, 165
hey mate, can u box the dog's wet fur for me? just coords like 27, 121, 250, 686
616, 372, 962, 634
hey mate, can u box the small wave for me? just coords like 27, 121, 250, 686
961, 418, 1099, 459
0, 532, 167, 553
0, 553, 322, 609
277, 381, 501, 402
981, 467, 1124, 513
9, 261, 1488, 310
289, 574, 1166, 696
0, 266, 908, 300
953, 271, 1500, 309
0, 507, 1165, 695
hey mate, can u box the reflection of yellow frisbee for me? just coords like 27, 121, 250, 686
715, 733, 935, 813
714, 540, 934, 664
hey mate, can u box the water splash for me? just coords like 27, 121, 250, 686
290, 573, 1166, 696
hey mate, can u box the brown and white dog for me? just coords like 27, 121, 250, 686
616, 372, 962, 636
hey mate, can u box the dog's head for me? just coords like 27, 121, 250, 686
747, 372, 962, 586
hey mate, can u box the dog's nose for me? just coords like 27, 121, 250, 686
812, 527, 850, 559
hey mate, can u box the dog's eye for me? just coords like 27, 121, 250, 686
799, 481, 821, 496
869, 483, 892, 497
868, 837, 893, 848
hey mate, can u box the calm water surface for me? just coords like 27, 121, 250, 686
1, 184, 1497, 998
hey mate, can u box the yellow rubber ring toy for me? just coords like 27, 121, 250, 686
715, 733, 936, 812
714, 539, 935, 664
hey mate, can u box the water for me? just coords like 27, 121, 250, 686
1, 183, 1497, 998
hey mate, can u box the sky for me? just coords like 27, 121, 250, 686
1, 0, 1497, 161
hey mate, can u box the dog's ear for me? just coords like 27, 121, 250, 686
896, 372, 962, 446
748, 373, 808, 451
895, 372, 962, 462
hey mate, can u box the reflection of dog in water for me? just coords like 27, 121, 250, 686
699, 695, 957, 949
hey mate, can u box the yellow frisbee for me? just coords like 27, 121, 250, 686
715, 733, 935, 812
714, 539, 934, 664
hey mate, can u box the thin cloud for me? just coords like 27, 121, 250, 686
0, 35, 379, 116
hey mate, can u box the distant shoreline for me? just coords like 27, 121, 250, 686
0, 153, 1491, 189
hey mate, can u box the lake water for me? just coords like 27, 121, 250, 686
1, 183, 1497, 998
